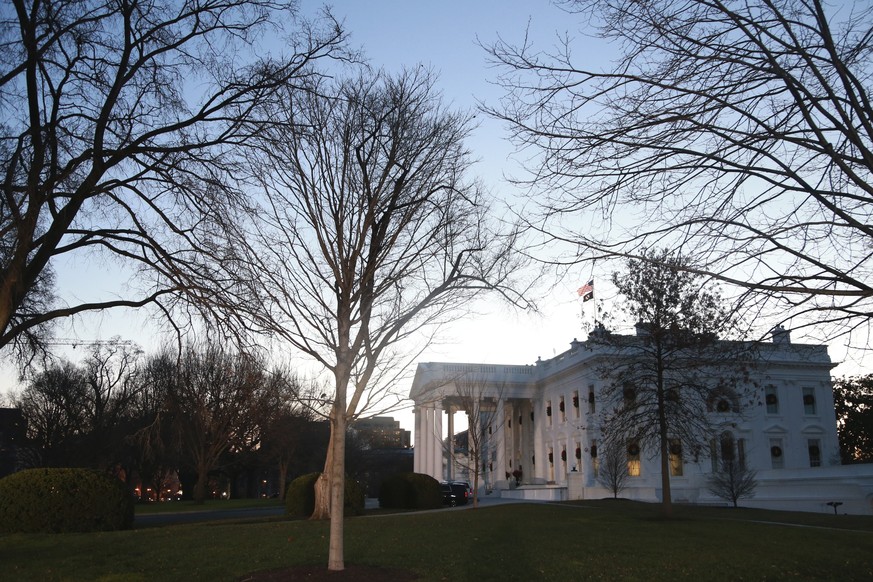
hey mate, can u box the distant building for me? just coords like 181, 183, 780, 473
410, 327, 873, 514
353, 416, 411, 449
0, 408, 27, 478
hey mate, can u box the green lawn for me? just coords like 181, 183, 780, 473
133, 497, 284, 515
2, 500, 872, 581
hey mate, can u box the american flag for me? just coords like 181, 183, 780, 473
577, 280, 594, 302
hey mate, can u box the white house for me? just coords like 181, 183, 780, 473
409, 326, 873, 514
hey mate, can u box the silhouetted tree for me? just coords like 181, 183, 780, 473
486, 0, 873, 343
229, 67, 532, 570
0, 0, 346, 364
595, 250, 752, 517
597, 443, 630, 499
708, 459, 758, 508
833, 375, 873, 464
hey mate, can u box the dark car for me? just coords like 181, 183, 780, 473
440, 481, 469, 506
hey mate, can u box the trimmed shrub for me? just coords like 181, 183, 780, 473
285, 472, 320, 517
0, 468, 134, 533
285, 472, 365, 518
378, 472, 442, 509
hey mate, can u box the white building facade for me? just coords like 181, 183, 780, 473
409, 327, 873, 514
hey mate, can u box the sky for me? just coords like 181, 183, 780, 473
2, 1, 866, 434
3, 1, 603, 416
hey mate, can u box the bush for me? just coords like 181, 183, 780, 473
285, 472, 365, 518
378, 472, 442, 510
0, 468, 134, 533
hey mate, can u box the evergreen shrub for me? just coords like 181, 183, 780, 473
378, 472, 442, 509
0, 468, 134, 533
285, 472, 365, 517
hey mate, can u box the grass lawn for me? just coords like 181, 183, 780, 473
133, 497, 284, 515
2, 500, 872, 581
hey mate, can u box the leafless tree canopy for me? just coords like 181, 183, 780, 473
596, 443, 630, 498
229, 67, 532, 570
707, 458, 758, 508
0, 0, 345, 364
486, 0, 873, 341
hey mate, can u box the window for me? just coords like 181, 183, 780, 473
559, 397, 566, 422
802, 387, 817, 415
546, 401, 552, 426
709, 438, 719, 473
591, 439, 599, 478
627, 442, 641, 477
770, 438, 784, 469
573, 390, 580, 418
669, 439, 683, 476
720, 431, 735, 462
808, 439, 821, 467
588, 385, 596, 414
737, 438, 746, 470
765, 385, 779, 414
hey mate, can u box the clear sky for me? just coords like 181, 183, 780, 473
2, 1, 865, 435
1, 1, 604, 430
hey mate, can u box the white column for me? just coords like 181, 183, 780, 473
433, 404, 444, 480
533, 399, 545, 483
447, 406, 455, 481
496, 399, 507, 485
413, 406, 422, 473
422, 406, 432, 477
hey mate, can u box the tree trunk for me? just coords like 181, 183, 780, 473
656, 358, 673, 518
193, 461, 208, 505
278, 460, 289, 501
327, 405, 346, 571
311, 435, 333, 520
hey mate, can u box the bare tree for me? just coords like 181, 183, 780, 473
444, 377, 506, 508
595, 250, 753, 517
230, 68, 531, 570
259, 369, 323, 500
485, 0, 873, 342
16, 359, 87, 466
708, 459, 758, 508
79, 339, 144, 468
158, 344, 272, 504
596, 443, 629, 499
0, 0, 346, 364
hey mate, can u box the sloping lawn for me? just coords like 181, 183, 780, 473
1, 500, 871, 581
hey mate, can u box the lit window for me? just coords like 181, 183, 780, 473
765, 385, 779, 414
627, 442, 641, 477
808, 439, 821, 467
669, 439, 683, 476
802, 387, 817, 415
591, 439, 599, 478
770, 438, 784, 469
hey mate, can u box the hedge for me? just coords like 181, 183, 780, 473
285, 472, 365, 518
378, 472, 442, 509
0, 468, 134, 533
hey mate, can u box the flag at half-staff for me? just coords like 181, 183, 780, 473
577, 280, 594, 302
